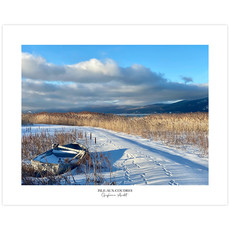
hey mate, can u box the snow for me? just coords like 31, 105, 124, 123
34, 154, 61, 164
22, 124, 208, 185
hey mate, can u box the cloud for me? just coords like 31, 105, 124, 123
22, 53, 208, 111
22, 53, 120, 83
181, 76, 193, 84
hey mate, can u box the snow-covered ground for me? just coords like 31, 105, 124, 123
22, 124, 208, 185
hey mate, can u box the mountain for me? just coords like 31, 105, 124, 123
125, 97, 209, 114
71, 97, 208, 114
24, 97, 208, 114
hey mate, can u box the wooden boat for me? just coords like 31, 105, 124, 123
31, 143, 87, 175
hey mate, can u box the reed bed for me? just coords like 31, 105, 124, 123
22, 128, 114, 185
22, 111, 208, 156
22, 128, 78, 160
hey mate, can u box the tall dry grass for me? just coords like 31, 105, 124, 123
22, 128, 78, 160
22, 127, 115, 185
22, 111, 208, 156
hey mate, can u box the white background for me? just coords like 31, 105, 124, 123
2, 25, 227, 206
0, 1, 229, 230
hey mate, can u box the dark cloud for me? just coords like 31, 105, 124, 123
22, 53, 208, 112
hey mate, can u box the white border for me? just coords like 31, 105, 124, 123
2, 25, 228, 205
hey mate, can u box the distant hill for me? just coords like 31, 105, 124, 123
81, 97, 208, 114
125, 97, 209, 114
23, 97, 208, 114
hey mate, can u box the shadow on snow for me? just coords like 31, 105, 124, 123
108, 133, 208, 172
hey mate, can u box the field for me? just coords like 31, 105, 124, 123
22, 112, 208, 156
22, 112, 208, 185
22, 124, 208, 185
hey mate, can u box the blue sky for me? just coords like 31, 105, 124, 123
22, 45, 208, 84
22, 45, 208, 112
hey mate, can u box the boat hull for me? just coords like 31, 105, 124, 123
31, 143, 87, 175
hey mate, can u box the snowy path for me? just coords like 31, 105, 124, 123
22, 125, 208, 185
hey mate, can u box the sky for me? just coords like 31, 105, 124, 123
21, 45, 208, 112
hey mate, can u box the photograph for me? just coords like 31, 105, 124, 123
21, 44, 209, 186
1, 1, 229, 229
